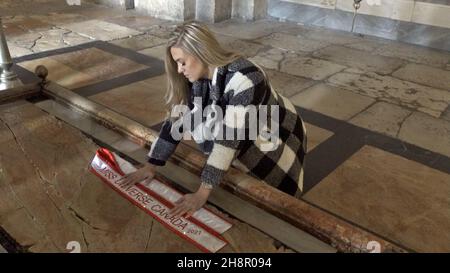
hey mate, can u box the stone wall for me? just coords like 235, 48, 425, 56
90, 0, 134, 9
268, 0, 450, 52
282, 0, 450, 29
134, 0, 196, 21
87, 0, 450, 28
232, 0, 268, 21
196, 0, 232, 23
88, 0, 268, 22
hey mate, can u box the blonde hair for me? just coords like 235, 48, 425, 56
164, 21, 242, 117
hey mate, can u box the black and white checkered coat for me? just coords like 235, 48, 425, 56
148, 58, 307, 197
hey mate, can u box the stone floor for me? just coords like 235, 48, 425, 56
1, 0, 450, 252
0, 100, 293, 253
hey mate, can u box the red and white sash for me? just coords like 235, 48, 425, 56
89, 148, 231, 253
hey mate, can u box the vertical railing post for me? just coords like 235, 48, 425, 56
0, 17, 23, 91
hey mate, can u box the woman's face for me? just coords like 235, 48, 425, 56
170, 47, 208, 82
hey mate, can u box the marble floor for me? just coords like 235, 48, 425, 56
1, 0, 450, 252
0, 100, 294, 253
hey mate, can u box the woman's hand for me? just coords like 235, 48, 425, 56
170, 184, 212, 218
116, 163, 156, 187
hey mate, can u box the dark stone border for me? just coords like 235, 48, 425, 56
13, 41, 165, 97
298, 107, 450, 192
0, 226, 25, 253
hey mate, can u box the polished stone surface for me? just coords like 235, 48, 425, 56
280, 53, 346, 80
7, 28, 93, 56
256, 32, 330, 52
392, 64, 450, 91
2, 16, 52, 36
110, 34, 167, 51
0, 100, 100, 252
8, 44, 33, 58
207, 18, 289, 40
3, 0, 450, 253
290, 83, 375, 120
0, 100, 293, 253
19, 57, 97, 90
350, 102, 412, 138
312, 45, 404, 75
373, 42, 450, 69
104, 15, 171, 33
398, 111, 450, 158
89, 75, 168, 127
265, 69, 317, 98
138, 45, 167, 61
50, 48, 148, 83
249, 48, 290, 71
304, 145, 450, 252
327, 72, 450, 118
215, 34, 266, 58
30, 12, 88, 25
18, 47, 150, 91
60, 20, 142, 41
304, 122, 333, 152
34, 28, 93, 52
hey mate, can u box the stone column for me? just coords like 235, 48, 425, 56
0, 17, 22, 91
232, 0, 268, 21
134, 0, 196, 21
90, 0, 135, 10
196, 0, 232, 23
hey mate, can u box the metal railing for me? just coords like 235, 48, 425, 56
0, 17, 23, 91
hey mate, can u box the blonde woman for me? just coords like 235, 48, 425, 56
118, 21, 307, 218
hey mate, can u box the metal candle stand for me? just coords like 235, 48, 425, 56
351, 0, 363, 33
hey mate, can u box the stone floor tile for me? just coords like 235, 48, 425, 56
50, 47, 148, 82
392, 64, 450, 92
327, 72, 450, 118
256, 32, 330, 52
215, 34, 266, 58
32, 28, 93, 52
110, 34, 167, 51
304, 145, 450, 252
104, 15, 171, 32
18, 57, 97, 90
208, 19, 290, 40
3, 17, 52, 35
89, 75, 168, 127
304, 123, 334, 152
249, 48, 288, 71
373, 42, 450, 69
398, 111, 450, 158
290, 83, 375, 120
313, 45, 404, 75
281, 53, 347, 80
138, 45, 167, 61
8, 44, 33, 58
265, 69, 317, 98
145, 24, 178, 40
350, 102, 412, 137
31, 12, 88, 25
60, 19, 142, 41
